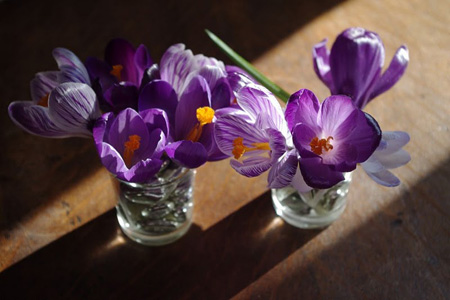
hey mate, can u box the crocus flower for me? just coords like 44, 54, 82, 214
215, 83, 299, 188
287, 89, 382, 189
93, 108, 168, 183
313, 27, 409, 109
361, 131, 410, 187
8, 48, 100, 138
138, 44, 234, 168
85, 38, 153, 112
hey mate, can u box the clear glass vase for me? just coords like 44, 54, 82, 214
114, 161, 195, 246
271, 173, 352, 229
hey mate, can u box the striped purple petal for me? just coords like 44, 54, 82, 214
312, 39, 334, 92
30, 71, 60, 103
230, 155, 272, 177
48, 82, 100, 136
52, 48, 90, 84
268, 149, 298, 188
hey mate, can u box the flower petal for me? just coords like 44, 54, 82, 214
105, 38, 139, 85
285, 89, 320, 132
370, 45, 409, 100
174, 75, 211, 140
93, 111, 115, 146
268, 149, 298, 188
48, 82, 100, 136
329, 27, 384, 109
225, 65, 255, 94
52, 48, 91, 84
318, 95, 356, 135
120, 158, 163, 183
292, 123, 319, 159
30, 71, 59, 103
312, 39, 334, 91
197, 123, 228, 161
97, 142, 128, 176
103, 82, 139, 112
376, 131, 410, 154
107, 108, 150, 162
290, 167, 312, 193
134, 44, 153, 75
165, 140, 208, 168
140, 108, 170, 139
299, 157, 345, 189
211, 77, 232, 110
230, 155, 271, 177
85, 56, 116, 91
361, 159, 400, 187
8, 101, 77, 138
376, 149, 411, 169
160, 44, 197, 95
138, 80, 178, 125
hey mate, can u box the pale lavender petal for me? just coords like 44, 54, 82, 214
226, 65, 255, 94
48, 82, 100, 135
376, 149, 411, 169
361, 158, 400, 187
214, 114, 269, 155
120, 158, 163, 183
52, 48, 91, 84
160, 44, 197, 95
285, 89, 320, 132
165, 140, 208, 168
318, 95, 356, 135
108, 108, 150, 161
312, 39, 334, 91
268, 149, 298, 188
237, 83, 285, 130
195, 54, 226, 71
138, 80, 178, 125
105, 38, 139, 85
299, 157, 345, 189
290, 167, 312, 193
30, 71, 59, 103
230, 155, 271, 177
376, 131, 410, 154
8, 101, 78, 138
370, 46, 409, 101
175, 75, 211, 140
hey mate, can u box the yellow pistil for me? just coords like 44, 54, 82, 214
186, 106, 215, 142
110, 64, 124, 81
123, 135, 141, 168
37, 93, 49, 107
310, 136, 334, 155
232, 137, 271, 159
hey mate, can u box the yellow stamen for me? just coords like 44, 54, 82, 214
38, 93, 49, 107
310, 136, 334, 155
232, 137, 271, 159
110, 64, 123, 81
186, 106, 215, 142
123, 135, 141, 168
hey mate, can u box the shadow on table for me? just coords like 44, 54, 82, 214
236, 158, 450, 299
0, 190, 320, 299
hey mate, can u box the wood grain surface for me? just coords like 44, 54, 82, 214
0, 0, 449, 299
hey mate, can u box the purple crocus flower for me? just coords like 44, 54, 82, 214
313, 27, 409, 109
8, 48, 100, 138
138, 44, 234, 168
361, 131, 410, 187
287, 89, 382, 189
215, 83, 298, 188
93, 108, 168, 183
85, 38, 153, 112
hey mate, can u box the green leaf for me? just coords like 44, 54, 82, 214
205, 29, 290, 103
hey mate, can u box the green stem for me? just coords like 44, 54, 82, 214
205, 29, 290, 103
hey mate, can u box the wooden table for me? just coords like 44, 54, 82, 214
0, 0, 449, 298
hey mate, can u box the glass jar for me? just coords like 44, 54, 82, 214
271, 173, 352, 229
115, 161, 195, 246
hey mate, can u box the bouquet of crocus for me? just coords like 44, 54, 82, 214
8, 27, 411, 235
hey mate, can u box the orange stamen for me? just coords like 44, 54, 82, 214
310, 136, 334, 155
37, 93, 49, 107
232, 137, 271, 159
186, 107, 215, 142
110, 64, 123, 81
123, 135, 141, 168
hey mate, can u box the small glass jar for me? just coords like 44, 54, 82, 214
115, 161, 195, 246
271, 173, 352, 229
